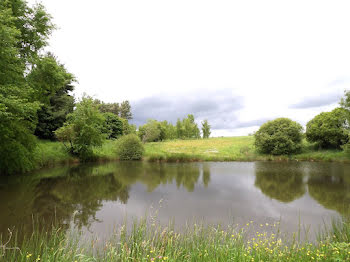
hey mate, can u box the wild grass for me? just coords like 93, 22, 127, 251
1, 217, 350, 261
34, 140, 118, 170
34, 140, 75, 168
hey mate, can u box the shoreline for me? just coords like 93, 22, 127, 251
28, 137, 350, 175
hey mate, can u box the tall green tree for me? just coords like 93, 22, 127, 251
103, 112, 123, 139
138, 120, 161, 142
176, 118, 184, 139
159, 120, 177, 140
94, 99, 120, 115
120, 100, 132, 120
27, 54, 75, 139
101, 102, 119, 115
7, 0, 54, 60
182, 114, 200, 139
0, 3, 40, 175
201, 119, 211, 139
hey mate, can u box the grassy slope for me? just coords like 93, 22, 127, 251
34, 136, 349, 171
144, 136, 349, 162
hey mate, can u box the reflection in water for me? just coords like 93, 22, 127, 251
1, 161, 350, 242
307, 164, 350, 216
202, 163, 210, 187
0, 162, 206, 236
254, 162, 350, 217
254, 162, 306, 203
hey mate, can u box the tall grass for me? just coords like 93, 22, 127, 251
2, 217, 350, 261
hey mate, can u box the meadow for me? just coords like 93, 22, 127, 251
33, 136, 349, 171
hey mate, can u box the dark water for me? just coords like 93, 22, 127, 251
1, 161, 350, 241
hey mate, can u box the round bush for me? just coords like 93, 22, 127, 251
306, 108, 349, 149
254, 118, 303, 155
116, 134, 144, 160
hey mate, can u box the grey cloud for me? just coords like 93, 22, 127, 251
234, 118, 272, 129
289, 92, 342, 109
130, 89, 244, 129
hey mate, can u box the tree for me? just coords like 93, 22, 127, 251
120, 100, 132, 120
0, 4, 40, 175
254, 118, 303, 155
94, 100, 120, 115
201, 119, 211, 138
7, 0, 54, 60
27, 54, 75, 140
55, 96, 106, 161
176, 118, 184, 139
182, 114, 200, 139
138, 120, 161, 142
103, 112, 123, 139
121, 118, 136, 135
306, 108, 349, 149
159, 120, 177, 140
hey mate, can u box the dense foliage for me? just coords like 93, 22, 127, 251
116, 134, 144, 160
28, 54, 75, 139
119, 100, 132, 120
138, 119, 161, 142
0, 0, 51, 175
94, 99, 133, 120
177, 114, 201, 139
138, 115, 203, 142
254, 118, 303, 155
306, 108, 349, 149
103, 113, 124, 139
55, 97, 106, 161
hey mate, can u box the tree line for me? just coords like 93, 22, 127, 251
0, 0, 134, 174
254, 91, 350, 155
138, 116, 211, 142
0, 0, 211, 175
3, 0, 349, 176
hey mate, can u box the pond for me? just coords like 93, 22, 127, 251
0, 161, 349, 242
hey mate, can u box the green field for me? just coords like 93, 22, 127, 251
33, 136, 349, 171
144, 136, 349, 162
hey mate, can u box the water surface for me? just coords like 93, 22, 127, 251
1, 161, 349, 241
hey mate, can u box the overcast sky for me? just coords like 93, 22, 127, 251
29, 0, 350, 136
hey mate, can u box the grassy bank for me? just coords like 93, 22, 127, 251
33, 136, 349, 171
33, 140, 119, 170
1, 218, 350, 261
144, 137, 349, 163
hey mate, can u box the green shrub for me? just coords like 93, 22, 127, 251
116, 134, 144, 160
306, 108, 349, 149
55, 96, 106, 161
254, 118, 303, 155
